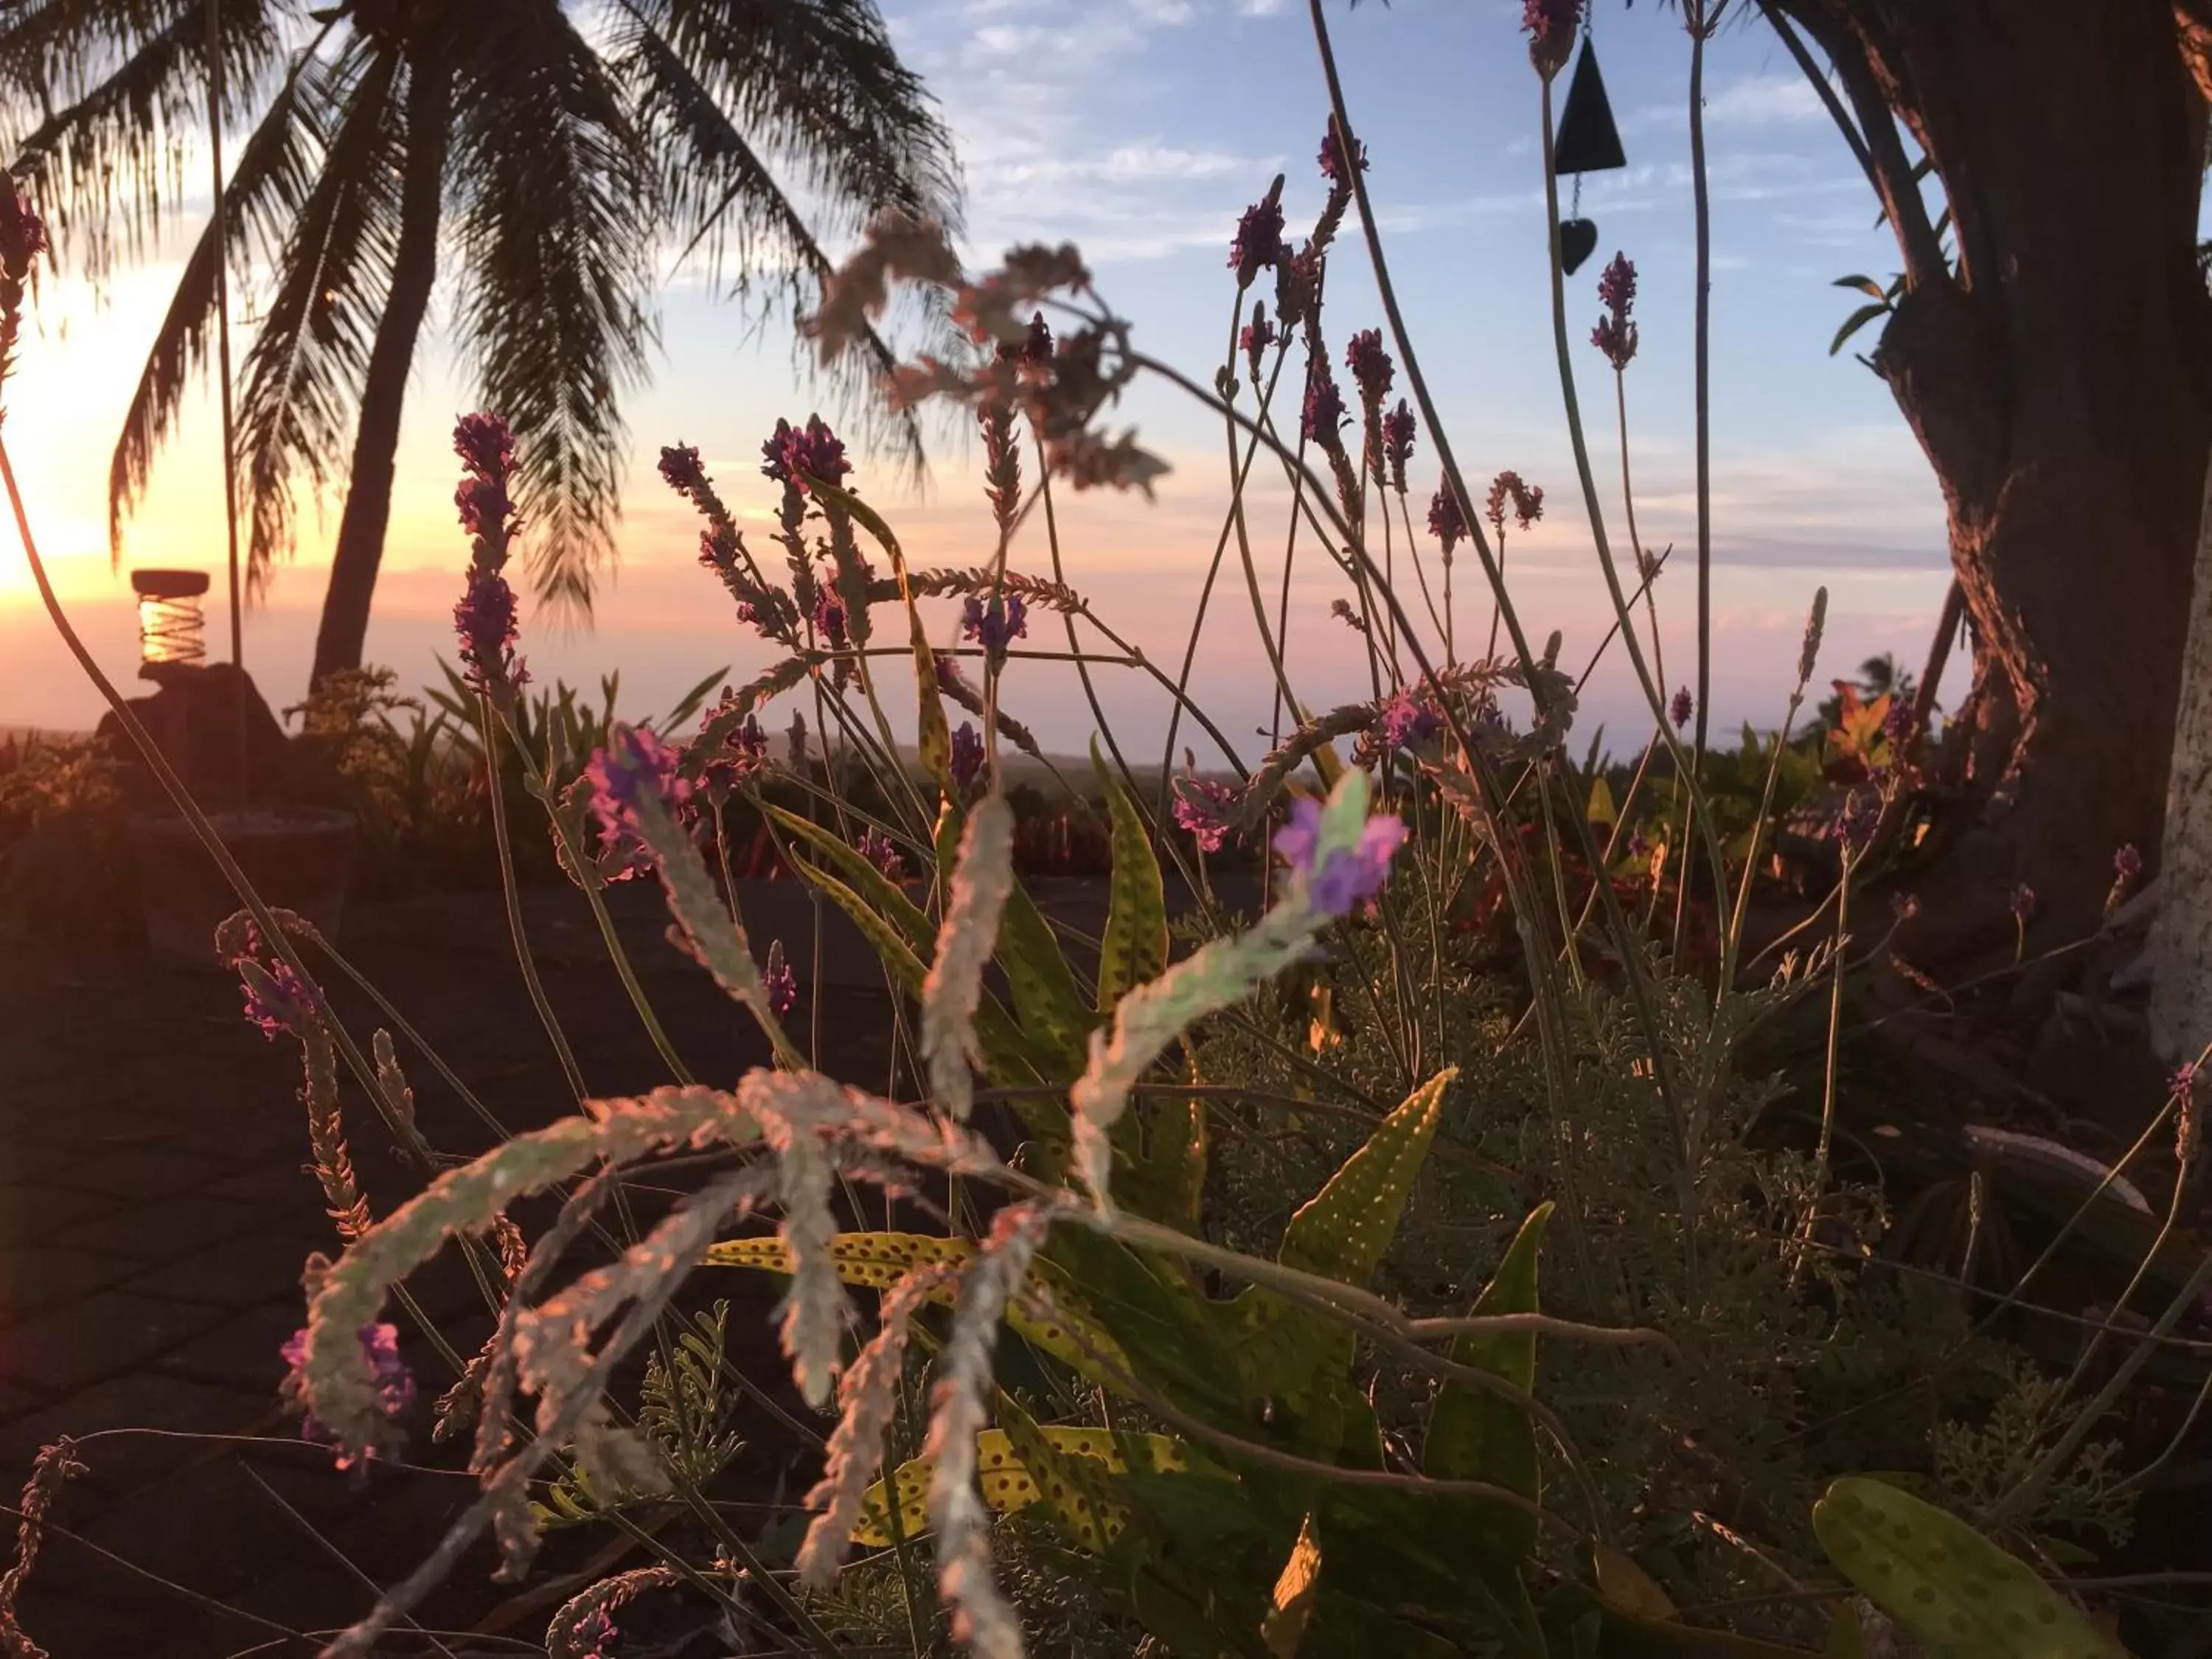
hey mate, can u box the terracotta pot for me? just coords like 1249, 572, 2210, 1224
130, 806, 358, 968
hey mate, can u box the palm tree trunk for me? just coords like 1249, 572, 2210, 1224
310, 43, 451, 686
2149, 459, 2212, 1062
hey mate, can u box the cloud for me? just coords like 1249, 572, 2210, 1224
1633, 72, 1832, 132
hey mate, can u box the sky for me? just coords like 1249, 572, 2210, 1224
0, 0, 1950, 765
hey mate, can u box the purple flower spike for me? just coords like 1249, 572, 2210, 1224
1591, 253, 1638, 372
2115, 843, 2143, 885
1318, 125, 1368, 192
764, 940, 798, 1018
1229, 196, 1286, 288
1301, 360, 1347, 449
762, 415, 851, 488
858, 827, 904, 882
961, 592, 1029, 655
1381, 400, 1416, 492
238, 952, 322, 1040
1240, 307, 1278, 383
585, 723, 692, 878
454, 568, 526, 696
2008, 882, 2037, 922
1427, 481, 1467, 555
1380, 690, 1439, 751
279, 1323, 415, 1470
658, 443, 709, 498
950, 722, 986, 792
1172, 776, 1242, 854
453, 412, 516, 481
1669, 687, 1694, 731
1346, 330, 1392, 410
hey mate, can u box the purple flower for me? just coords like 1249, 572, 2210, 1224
2008, 882, 2037, 922
1172, 776, 1242, 854
453, 475, 511, 538
762, 415, 850, 488
1380, 690, 1439, 750
1427, 481, 1467, 555
454, 568, 526, 696
2115, 843, 2143, 886
1882, 695, 1915, 745
571, 1608, 618, 1659
1669, 687, 1694, 730
700, 709, 770, 793
764, 940, 798, 1018
1273, 796, 1407, 918
1522, 0, 1584, 74
1381, 400, 1416, 493
585, 723, 692, 877
1301, 359, 1347, 450
814, 586, 849, 650
237, 951, 321, 1040
1241, 306, 1278, 383
2174, 1060, 2201, 1101
453, 412, 516, 481
1020, 312, 1054, 369
1346, 330, 1392, 410
961, 592, 1029, 654
1229, 196, 1286, 288
1591, 253, 1638, 372
1891, 891, 1922, 922
950, 722, 986, 792
1486, 470, 1545, 535
858, 827, 904, 882
1837, 789, 1878, 854
658, 442, 709, 498
1318, 124, 1368, 192
279, 1323, 414, 1470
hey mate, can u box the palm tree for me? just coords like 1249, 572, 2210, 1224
1, 0, 959, 682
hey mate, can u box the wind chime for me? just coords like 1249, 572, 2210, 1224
1554, 13, 1627, 276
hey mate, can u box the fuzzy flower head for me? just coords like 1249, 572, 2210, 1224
2115, 843, 2143, 886
1380, 689, 1440, 751
1669, 686, 1694, 731
698, 706, 771, 794
1229, 191, 1287, 289
1427, 481, 1467, 557
762, 415, 851, 490
1381, 399, 1416, 493
656, 442, 709, 498
280, 1324, 414, 1470
1346, 328, 1392, 411
950, 722, 987, 793
585, 723, 692, 878
1172, 769, 1243, 855
235, 949, 323, 1041
1592, 252, 1639, 371
1881, 695, 1915, 746
1301, 357, 1348, 451
1241, 304, 1278, 383
454, 568, 527, 698
1523, 0, 1584, 77
813, 585, 849, 650
1486, 470, 1545, 536
960, 591, 1029, 657
2008, 882, 2037, 922
453, 411, 516, 483
764, 939, 798, 1018
1273, 792, 1407, 919
1318, 122, 1368, 192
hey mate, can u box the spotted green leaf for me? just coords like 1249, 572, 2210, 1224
1812, 1478, 2124, 1659
1094, 740, 1167, 1011
1424, 1202, 1552, 1562
933, 798, 1094, 1076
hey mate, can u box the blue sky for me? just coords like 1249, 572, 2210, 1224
0, 0, 1949, 759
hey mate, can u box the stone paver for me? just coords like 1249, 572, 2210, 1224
46, 1189, 266, 1260
0, 1243, 145, 1319
0, 1289, 233, 1395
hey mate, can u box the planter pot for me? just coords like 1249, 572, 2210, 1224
130, 806, 358, 969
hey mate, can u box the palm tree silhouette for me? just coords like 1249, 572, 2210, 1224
4, 0, 959, 682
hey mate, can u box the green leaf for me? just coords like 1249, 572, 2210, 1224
764, 802, 935, 955
1832, 274, 1889, 302
1812, 1478, 2123, 1659
1586, 775, 1618, 829
851, 1423, 1192, 1548
1233, 1070, 1455, 1433
1095, 740, 1169, 1012
1423, 1203, 1553, 1562
1278, 1067, 1453, 1285
1829, 302, 1891, 358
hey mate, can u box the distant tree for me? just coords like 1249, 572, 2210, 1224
2, 0, 960, 684
1768, 0, 2212, 941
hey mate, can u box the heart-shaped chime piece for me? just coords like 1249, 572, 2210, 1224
1559, 218, 1599, 276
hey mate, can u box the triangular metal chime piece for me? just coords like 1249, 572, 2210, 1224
1555, 40, 1627, 175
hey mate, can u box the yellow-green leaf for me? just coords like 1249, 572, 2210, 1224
1593, 1544, 1676, 1622
1278, 1067, 1453, 1285
1262, 1514, 1324, 1658
851, 1427, 1190, 1547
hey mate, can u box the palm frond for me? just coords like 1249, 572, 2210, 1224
448, 0, 654, 616
3, 0, 291, 282
232, 33, 405, 592
605, 11, 933, 477
106, 18, 337, 557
